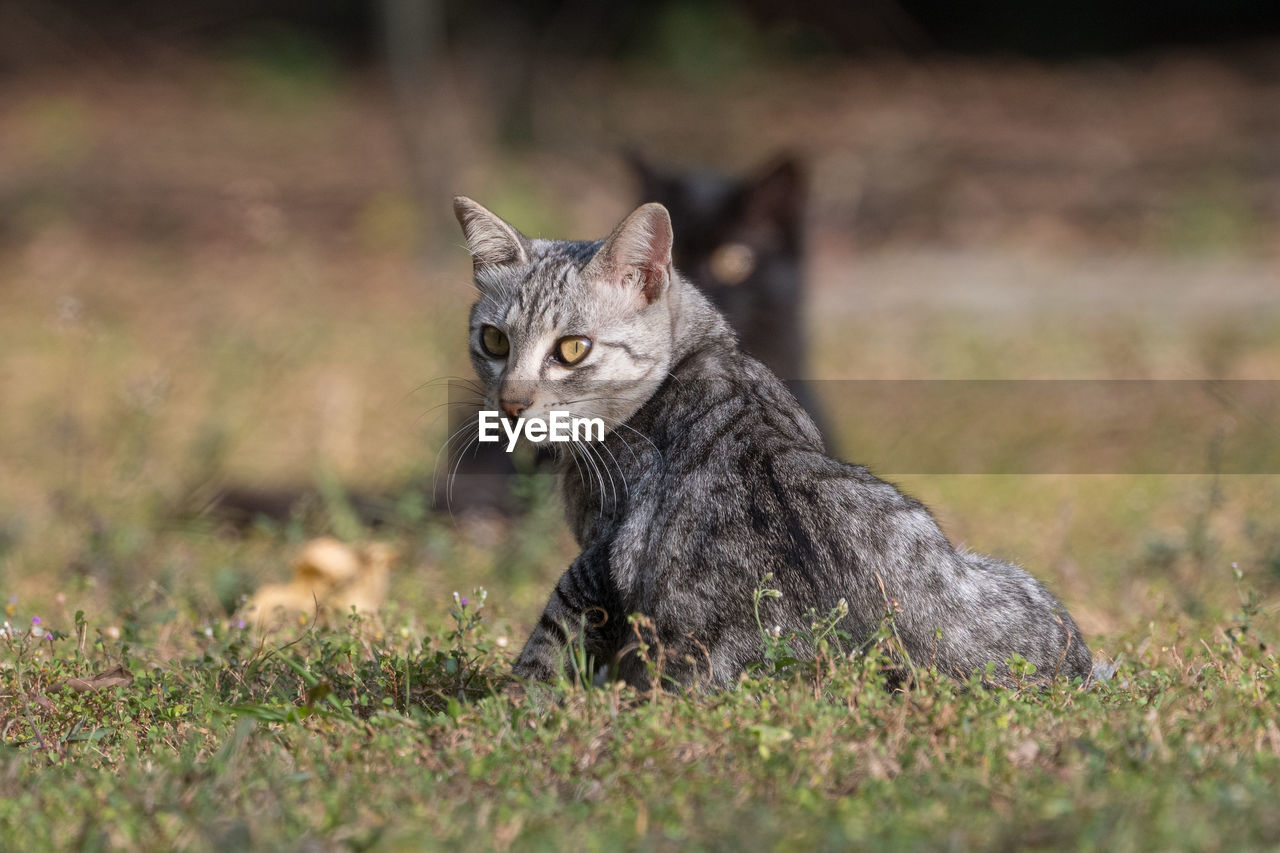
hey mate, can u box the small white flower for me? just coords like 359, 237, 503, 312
496, 636, 509, 648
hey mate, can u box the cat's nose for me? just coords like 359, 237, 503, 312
500, 398, 531, 419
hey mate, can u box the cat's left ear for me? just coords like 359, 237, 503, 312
582, 203, 673, 305
453, 196, 532, 273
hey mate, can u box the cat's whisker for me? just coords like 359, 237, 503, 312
403, 375, 487, 402
430, 420, 484, 504
564, 441, 594, 502
562, 441, 587, 491
571, 443, 595, 498
593, 414, 664, 464
562, 395, 630, 405
438, 428, 481, 505
561, 396, 665, 462
580, 439, 614, 516
414, 398, 487, 429
575, 439, 609, 515
590, 440, 621, 509
445, 427, 483, 511
591, 436, 630, 500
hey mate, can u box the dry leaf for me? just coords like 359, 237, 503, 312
293, 537, 361, 586
53, 663, 134, 693
242, 538, 399, 630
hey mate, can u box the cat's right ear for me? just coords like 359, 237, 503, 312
453, 197, 531, 273
745, 155, 805, 227
582, 203, 674, 306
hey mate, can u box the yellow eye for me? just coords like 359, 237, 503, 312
556, 336, 592, 365
480, 325, 509, 358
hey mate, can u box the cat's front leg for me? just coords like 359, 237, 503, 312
512, 545, 623, 684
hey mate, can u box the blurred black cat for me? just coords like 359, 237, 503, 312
628, 152, 829, 439
204, 154, 828, 523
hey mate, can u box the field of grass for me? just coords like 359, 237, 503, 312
2, 48, 1280, 850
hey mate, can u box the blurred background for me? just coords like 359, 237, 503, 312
2, 0, 1279, 645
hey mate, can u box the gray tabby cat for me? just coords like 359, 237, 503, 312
454, 196, 1094, 689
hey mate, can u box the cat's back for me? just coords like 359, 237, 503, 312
613, 353, 927, 635
630, 347, 919, 569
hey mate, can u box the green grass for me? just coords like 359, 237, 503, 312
1, 579, 1277, 851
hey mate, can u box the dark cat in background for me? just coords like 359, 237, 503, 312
628, 153, 829, 441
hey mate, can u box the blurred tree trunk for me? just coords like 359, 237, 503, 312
379, 0, 453, 249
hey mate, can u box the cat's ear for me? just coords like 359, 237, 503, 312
745, 155, 805, 227
453, 196, 531, 272
624, 148, 665, 199
582, 203, 673, 305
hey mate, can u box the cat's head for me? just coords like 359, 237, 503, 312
454, 197, 678, 436
627, 152, 805, 323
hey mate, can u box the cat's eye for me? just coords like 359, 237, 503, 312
555, 336, 592, 365
709, 242, 756, 285
480, 325, 509, 358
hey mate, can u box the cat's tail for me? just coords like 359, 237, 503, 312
1088, 657, 1118, 686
